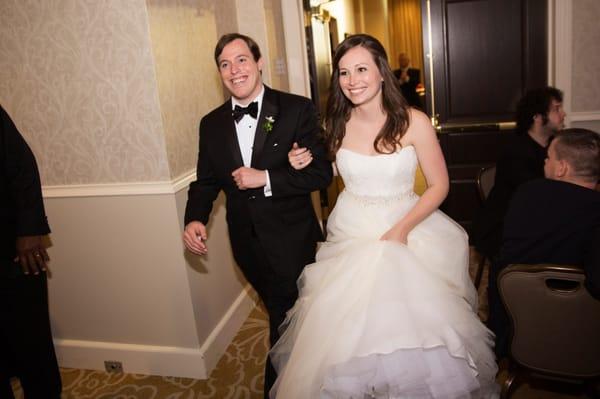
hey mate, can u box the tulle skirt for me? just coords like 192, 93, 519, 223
269, 191, 499, 398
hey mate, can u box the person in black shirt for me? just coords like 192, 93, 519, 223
0, 105, 61, 398
471, 87, 566, 261
488, 128, 600, 359
393, 53, 421, 108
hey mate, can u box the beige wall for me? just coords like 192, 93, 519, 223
552, 0, 600, 131
146, 0, 225, 180
264, 0, 289, 91
572, 0, 600, 112
355, 0, 390, 51
321, 0, 358, 42
46, 194, 199, 347
0, 0, 170, 185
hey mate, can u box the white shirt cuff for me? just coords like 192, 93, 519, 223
264, 170, 272, 197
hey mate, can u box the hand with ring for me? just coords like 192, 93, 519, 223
14, 235, 50, 275
288, 142, 313, 170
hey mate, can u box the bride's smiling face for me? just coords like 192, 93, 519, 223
338, 46, 383, 107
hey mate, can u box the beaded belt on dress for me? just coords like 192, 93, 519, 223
343, 190, 417, 206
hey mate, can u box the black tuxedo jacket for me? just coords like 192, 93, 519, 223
184, 86, 332, 283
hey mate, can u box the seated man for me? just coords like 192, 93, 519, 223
471, 87, 565, 261
488, 128, 600, 359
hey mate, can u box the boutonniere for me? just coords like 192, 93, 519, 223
263, 116, 275, 133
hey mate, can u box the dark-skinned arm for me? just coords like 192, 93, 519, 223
1, 105, 50, 275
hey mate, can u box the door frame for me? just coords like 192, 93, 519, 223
282, 0, 572, 124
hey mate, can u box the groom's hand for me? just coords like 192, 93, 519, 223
183, 221, 208, 255
232, 167, 266, 190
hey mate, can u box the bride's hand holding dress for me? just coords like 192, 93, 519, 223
378, 225, 408, 245
378, 109, 446, 245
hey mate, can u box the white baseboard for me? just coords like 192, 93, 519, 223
54, 339, 208, 379
54, 286, 257, 379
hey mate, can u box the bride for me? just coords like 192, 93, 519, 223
269, 34, 499, 398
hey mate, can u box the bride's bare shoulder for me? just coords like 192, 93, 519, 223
402, 108, 435, 145
407, 108, 431, 128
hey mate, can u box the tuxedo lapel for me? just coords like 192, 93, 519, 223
221, 102, 244, 168
251, 86, 279, 167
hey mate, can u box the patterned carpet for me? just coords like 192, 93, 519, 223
11, 306, 269, 398
10, 249, 588, 398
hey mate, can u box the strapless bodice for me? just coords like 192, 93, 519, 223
336, 146, 417, 198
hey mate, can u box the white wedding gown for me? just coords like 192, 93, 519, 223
269, 146, 499, 398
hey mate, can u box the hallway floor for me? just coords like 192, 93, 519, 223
11, 249, 590, 398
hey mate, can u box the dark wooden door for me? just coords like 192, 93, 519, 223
421, 0, 547, 233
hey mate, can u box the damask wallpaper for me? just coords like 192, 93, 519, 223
572, 0, 600, 112
146, 1, 226, 180
0, 0, 171, 185
1, 0, 297, 186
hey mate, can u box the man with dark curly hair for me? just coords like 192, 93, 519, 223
471, 86, 565, 261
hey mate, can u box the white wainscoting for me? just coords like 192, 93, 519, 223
570, 111, 600, 132
44, 172, 254, 379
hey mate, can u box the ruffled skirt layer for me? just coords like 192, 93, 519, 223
270, 191, 499, 398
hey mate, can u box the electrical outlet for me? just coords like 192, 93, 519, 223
104, 360, 123, 373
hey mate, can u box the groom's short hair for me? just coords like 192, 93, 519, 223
214, 33, 262, 65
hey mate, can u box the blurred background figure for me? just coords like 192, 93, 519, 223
393, 52, 422, 108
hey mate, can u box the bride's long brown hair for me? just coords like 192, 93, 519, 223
324, 34, 410, 158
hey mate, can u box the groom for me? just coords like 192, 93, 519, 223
183, 33, 332, 395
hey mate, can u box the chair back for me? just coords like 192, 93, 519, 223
498, 264, 600, 379
477, 165, 496, 201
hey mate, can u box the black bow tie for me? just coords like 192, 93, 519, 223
232, 102, 258, 123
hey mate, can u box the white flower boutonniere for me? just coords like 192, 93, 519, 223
263, 116, 275, 133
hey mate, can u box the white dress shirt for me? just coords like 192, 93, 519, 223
231, 86, 272, 196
